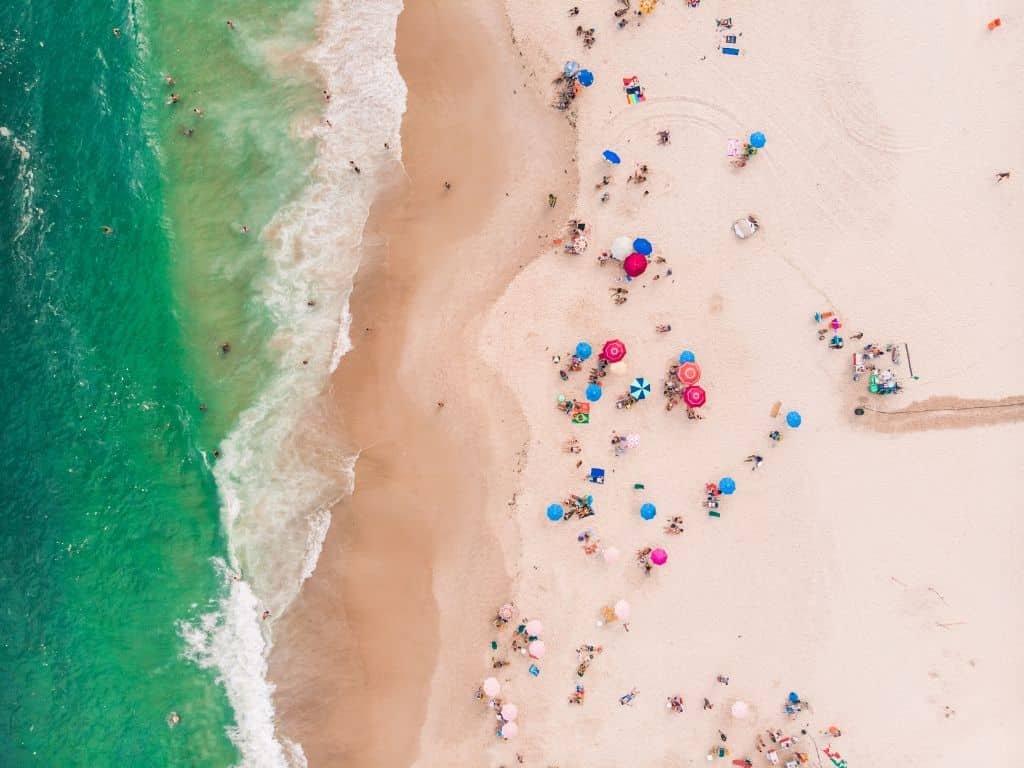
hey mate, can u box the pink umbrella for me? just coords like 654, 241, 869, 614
498, 603, 514, 621
683, 385, 706, 408
623, 252, 648, 277
483, 677, 501, 697
525, 619, 543, 637
528, 640, 546, 659
601, 339, 627, 363
676, 362, 701, 385
500, 721, 519, 739
602, 546, 620, 563
613, 599, 631, 620
501, 703, 519, 721
651, 548, 668, 565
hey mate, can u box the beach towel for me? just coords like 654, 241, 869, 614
721, 47, 740, 56
572, 401, 591, 424
623, 76, 646, 104
727, 138, 742, 157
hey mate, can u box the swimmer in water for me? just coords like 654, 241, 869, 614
101, 226, 113, 235
192, 107, 202, 115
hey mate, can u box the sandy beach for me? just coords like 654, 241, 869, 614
275, 1, 1024, 767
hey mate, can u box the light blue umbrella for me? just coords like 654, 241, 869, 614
678, 350, 696, 364
640, 502, 657, 520
575, 341, 592, 360
630, 378, 651, 400
719, 477, 736, 495
564, 60, 580, 77
632, 237, 652, 255
602, 150, 621, 164
547, 503, 564, 522
786, 410, 802, 428
578, 69, 594, 87
749, 131, 766, 148
586, 383, 603, 402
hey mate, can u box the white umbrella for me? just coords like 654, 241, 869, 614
483, 677, 501, 697
501, 703, 518, 721
500, 721, 519, 739
524, 619, 543, 637
731, 700, 749, 719
528, 640, 546, 659
602, 546, 621, 563
614, 599, 631, 620
610, 235, 633, 260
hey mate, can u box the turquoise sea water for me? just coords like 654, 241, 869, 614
1, 0, 318, 764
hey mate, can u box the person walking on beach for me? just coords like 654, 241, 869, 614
745, 454, 763, 470
996, 171, 1011, 182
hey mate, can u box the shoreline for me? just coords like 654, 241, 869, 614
269, 0, 574, 764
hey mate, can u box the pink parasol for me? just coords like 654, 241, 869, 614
683, 385, 706, 408
483, 677, 501, 697
527, 640, 546, 659
601, 339, 627, 363
623, 252, 648, 277
676, 362, 701, 385
524, 619, 543, 637
613, 599, 631, 620
498, 603, 514, 621
500, 721, 519, 739
651, 548, 668, 565
501, 703, 519, 721
602, 546, 620, 563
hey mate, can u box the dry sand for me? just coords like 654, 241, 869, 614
279, 1, 1024, 767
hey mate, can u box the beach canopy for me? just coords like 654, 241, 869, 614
602, 150, 622, 164
731, 700, 750, 719
719, 477, 736, 495
676, 362, 701, 385
632, 237, 653, 255
640, 502, 656, 520
578, 69, 594, 87
651, 547, 668, 565
613, 599, 631, 620
498, 603, 514, 621
528, 640, 546, 659
611, 235, 634, 260
750, 131, 766, 148
483, 677, 501, 697
564, 60, 580, 77
525, 619, 543, 636
501, 703, 519, 721
500, 721, 519, 739
678, 350, 696, 364
585, 383, 603, 402
575, 341, 592, 360
623, 252, 648, 277
602, 546, 620, 563
786, 410, 802, 428
630, 377, 651, 400
601, 339, 627, 363
683, 385, 706, 408
546, 503, 564, 522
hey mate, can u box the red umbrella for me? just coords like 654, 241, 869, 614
676, 362, 701, 385
601, 339, 627, 363
623, 252, 648, 277
683, 385, 706, 408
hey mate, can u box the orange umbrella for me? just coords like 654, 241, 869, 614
676, 362, 701, 385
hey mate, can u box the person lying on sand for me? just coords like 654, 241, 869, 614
619, 688, 639, 705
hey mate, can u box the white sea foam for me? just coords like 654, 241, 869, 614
180, 1, 407, 765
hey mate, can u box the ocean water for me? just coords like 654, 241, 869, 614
0, 0, 405, 765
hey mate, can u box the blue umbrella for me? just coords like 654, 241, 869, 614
602, 150, 621, 164
575, 341, 592, 360
586, 383, 603, 402
578, 69, 594, 87
678, 350, 696, 364
719, 477, 736, 495
788, 691, 800, 704
786, 410, 802, 428
632, 237, 652, 255
749, 131, 766, 148
547, 503, 564, 522
640, 502, 657, 520
630, 378, 651, 400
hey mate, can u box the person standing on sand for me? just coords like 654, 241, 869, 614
996, 171, 1011, 182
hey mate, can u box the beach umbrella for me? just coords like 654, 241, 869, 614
483, 677, 501, 697
651, 547, 668, 565
632, 237, 653, 255
749, 131, 766, 148
546, 503, 564, 522
569, 235, 589, 254
528, 640, 546, 659
564, 60, 580, 77
500, 721, 519, 739
602, 546, 620, 563
525, 619, 543, 637
602, 149, 622, 164
608, 361, 627, 375
640, 502, 657, 520
578, 69, 594, 87
501, 703, 519, 722
575, 341, 592, 360
788, 692, 800, 704
678, 350, 696, 364
683, 385, 706, 408
498, 603, 514, 621
676, 362, 701, 385
613, 599, 631, 620
623, 252, 648, 277
731, 700, 750, 719
586, 383, 603, 402
830, 317, 841, 330
601, 339, 627, 363
630, 378, 651, 400
786, 410, 802, 428
611, 235, 633, 259
719, 477, 736, 495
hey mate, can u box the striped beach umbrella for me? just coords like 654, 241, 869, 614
676, 362, 701, 385
601, 339, 627, 363
630, 378, 651, 400
683, 385, 706, 408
